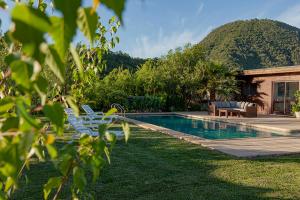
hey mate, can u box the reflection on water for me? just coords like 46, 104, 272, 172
128, 115, 280, 140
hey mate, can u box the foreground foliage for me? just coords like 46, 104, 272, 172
12, 126, 300, 200
0, 0, 129, 199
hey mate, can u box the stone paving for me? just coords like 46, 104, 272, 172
123, 112, 300, 157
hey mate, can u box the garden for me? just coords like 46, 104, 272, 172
0, 0, 300, 200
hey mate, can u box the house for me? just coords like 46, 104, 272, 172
241, 65, 300, 115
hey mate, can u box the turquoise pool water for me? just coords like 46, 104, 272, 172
128, 115, 280, 140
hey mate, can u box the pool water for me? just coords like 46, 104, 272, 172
128, 115, 281, 140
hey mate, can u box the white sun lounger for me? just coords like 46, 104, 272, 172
64, 108, 111, 128
81, 105, 118, 121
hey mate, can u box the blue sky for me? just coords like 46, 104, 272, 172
1, 0, 300, 58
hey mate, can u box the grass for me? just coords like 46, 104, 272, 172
12, 124, 300, 200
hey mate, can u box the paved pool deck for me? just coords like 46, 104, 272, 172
123, 112, 300, 157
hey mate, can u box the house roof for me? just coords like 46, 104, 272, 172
242, 65, 300, 76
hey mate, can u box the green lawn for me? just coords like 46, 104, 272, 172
12, 125, 300, 200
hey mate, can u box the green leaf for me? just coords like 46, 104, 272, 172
122, 122, 130, 143
16, 98, 40, 129
70, 45, 84, 79
104, 146, 111, 164
46, 144, 57, 159
105, 131, 116, 143
1, 117, 19, 132
77, 7, 98, 43
33, 145, 45, 161
4, 177, 14, 192
41, 44, 65, 83
0, 97, 14, 114
73, 167, 87, 192
103, 108, 117, 119
18, 132, 34, 154
65, 96, 79, 117
101, 0, 126, 23
51, 0, 81, 58
11, 4, 51, 32
33, 76, 48, 105
4, 53, 20, 65
43, 177, 62, 200
58, 154, 72, 175
43, 103, 64, 135
98, 123, 107, 136
0, 0, 7, 9
10, 60, 33, 90
49, 17, 71, 59
10, 4, 50, 60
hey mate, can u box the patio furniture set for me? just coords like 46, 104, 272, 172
209, 101, 257, 118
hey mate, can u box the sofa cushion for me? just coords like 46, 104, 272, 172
240, 102, 246, 109
215, 102, 222, 108
229, 101, 237, 108
224, 102, 231, 108
236, 101, 242, 108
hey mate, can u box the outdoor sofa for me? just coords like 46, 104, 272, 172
209, 101, 257, 117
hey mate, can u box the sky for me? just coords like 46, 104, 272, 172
1, 0, 300, 58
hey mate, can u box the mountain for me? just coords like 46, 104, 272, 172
103, 51, 146, 74
195, 19, 300, 70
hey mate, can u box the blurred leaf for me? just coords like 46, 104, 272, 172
65, 96, 79, 117
58, 154, 72, 175
16, 98, 40, 129
103, 146, 110, 164
122, 122, 130, 143
33, 76, 48, 105
50, 0, 81, 58
43, 177, 62, 200
46, 144, 57, 159
19, 132, 34, 154
98, 123, 107, 136
105, 131, 116, 143
0, 97, 14, 114
73, 167, 87, 192
70, 45, 83, 79
77, 7, 98, 43
42, 45, 65, 83
33, 145, 45, 161
11, 4, 50, 60
0, 0, 7, 9
103, 108, 117, 119
101, 0, 126, 23
10, 60, 33, 90
1, 117, 19, 132
43, 103, 64, 135
11, 4, 51, 32
4, 177, 14, 192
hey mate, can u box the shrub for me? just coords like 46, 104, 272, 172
127, 96, 166, 112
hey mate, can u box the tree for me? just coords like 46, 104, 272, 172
198, 61, 240, 101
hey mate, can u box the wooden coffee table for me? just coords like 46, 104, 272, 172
219, 109, 241, 118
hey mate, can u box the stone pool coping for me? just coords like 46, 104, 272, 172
120, 113, 300, 157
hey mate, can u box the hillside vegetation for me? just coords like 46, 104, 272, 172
195, 19, 300, 69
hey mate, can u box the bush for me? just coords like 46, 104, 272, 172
127, 96, 166, 112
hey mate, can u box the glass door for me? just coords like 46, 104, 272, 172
285, 82, 299, 114
273, 82, 299, 114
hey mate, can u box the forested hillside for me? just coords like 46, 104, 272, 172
103, 51, 146, 74
195, 19, 300, 69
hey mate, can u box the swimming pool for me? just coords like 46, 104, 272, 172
127, 114, 281, 140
